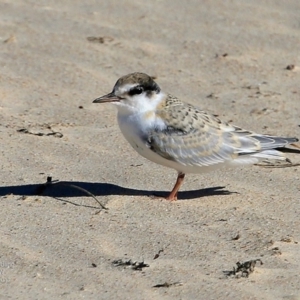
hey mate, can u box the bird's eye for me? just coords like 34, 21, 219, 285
128, 86, 144, 96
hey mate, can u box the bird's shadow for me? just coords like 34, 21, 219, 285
0, 179, 235, 207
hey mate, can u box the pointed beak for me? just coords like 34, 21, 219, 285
93, 92, 121, 103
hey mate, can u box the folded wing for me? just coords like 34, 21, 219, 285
148, 102, 298, 167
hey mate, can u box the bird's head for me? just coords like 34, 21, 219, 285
93, 72, 164, 114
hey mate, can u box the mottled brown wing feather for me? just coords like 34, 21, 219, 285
148, 100, 298, 167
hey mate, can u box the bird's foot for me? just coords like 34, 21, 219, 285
149, 193, 177, 201
165, 195, 177, 201
165, 191, 178, 201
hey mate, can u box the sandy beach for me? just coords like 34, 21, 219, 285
0, 1, 300, 299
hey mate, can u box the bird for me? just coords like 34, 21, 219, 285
93, 72, 299, 201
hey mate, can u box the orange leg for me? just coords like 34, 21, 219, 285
166, 172, 185, 201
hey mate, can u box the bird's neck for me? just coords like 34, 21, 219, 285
116, 92, 167, 116
116, 93, 167, 133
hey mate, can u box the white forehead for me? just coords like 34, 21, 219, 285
115, 83, 138, 95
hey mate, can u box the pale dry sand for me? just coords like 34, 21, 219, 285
0, 1, 300, 299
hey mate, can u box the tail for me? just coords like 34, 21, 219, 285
277, 142, 300, 154
232, 136, 299, 165
255, 135, 299, 150
253, 136, 299, 160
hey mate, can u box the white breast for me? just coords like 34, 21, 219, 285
117, 111, 177, 169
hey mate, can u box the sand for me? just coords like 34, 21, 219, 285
0, 0, 300, 299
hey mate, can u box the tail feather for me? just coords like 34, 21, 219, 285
275, 147, 300, 154
252, 149, 286, 160
233, 137, 299, 165
253, 136, 300, 160
254, 135, 299, 150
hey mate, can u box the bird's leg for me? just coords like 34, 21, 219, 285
166, 172, 185, 201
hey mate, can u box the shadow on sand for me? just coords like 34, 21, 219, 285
0, 179, 234, 205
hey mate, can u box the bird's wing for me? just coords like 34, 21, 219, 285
148, 103, 298, 167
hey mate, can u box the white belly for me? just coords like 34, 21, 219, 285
118, 113, 175, 169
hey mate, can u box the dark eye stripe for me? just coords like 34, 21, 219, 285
128, 86, 144, 96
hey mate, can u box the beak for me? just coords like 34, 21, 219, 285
93, 92, 121, 103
